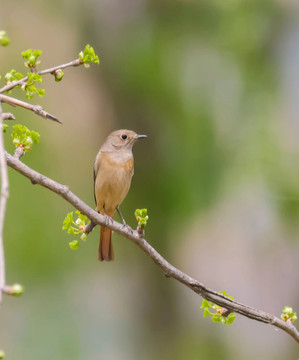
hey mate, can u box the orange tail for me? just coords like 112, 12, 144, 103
99, 226, 114, 261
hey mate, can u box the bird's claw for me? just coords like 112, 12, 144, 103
122, 223, 132, 233
104, 214, 112, 227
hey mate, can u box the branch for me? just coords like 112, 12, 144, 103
0, 58, 84, 123
4, 151, 299, 343
1, 113, 15, 121
0, 103, 9, 302
0, 94, 61, 123
0, 59, 83, 94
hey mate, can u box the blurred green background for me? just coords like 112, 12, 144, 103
1, 0, 299, 359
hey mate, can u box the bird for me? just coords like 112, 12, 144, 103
94, 129, 147, 261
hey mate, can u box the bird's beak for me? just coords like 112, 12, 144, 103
136, 134, 147, 139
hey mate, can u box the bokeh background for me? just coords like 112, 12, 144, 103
1, 0, 299, 359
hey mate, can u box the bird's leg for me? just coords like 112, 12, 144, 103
116, 206, 133, 234
116, 206, 127, 226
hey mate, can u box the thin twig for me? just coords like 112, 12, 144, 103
0, 94, 61, 123
0, 103, 9, 301
0, 57, 84, 123
4, 151, 299, 343
0, 59, 83, 94
13, 147, 24, 160
38, 59, 83, 76
2, 113, 15, 121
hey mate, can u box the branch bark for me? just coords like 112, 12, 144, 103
0, 59, 83, 94
4, 151, 299, 343
0, 94, 61, 123
0, 104, 9, 302
0, 58, 86, 124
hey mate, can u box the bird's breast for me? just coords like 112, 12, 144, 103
94, 152, 134, 213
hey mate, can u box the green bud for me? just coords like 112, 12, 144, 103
0, 31, 10, 46
4, 283, 25, 296
0, 350, 5, 359
25, 136, 33, 146
54, 69, 64, 82
281, 306, 297, 322
12, 138, 20, 146
12, 283, 24, 296
11, 124, 40, 152
81, 233, 87, 241
283, 306, 293, 316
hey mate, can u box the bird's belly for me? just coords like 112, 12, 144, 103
95, 166, 132, 214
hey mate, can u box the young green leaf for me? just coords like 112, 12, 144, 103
281, 306, 297, 322
200, 291, 236, 325
211, 314, 222, 323
81, 233, 87, 241
11, 124, 40, 152
17, 50, 45, 97
226, 313, 236, 325
69, 240, 80, 250
37, 88, 45, 97
67, 226, 78, 235
21, 49, 42, 68
5, 69, 24, 83
62, 211, 90, 251
62, 212, 74, 230
135, 208, 149, 229
22, 72, 45, 99
200, 299, 212, 309
219, 290, 234, 301
79, 44, 100, 66
75, 210, 88, 224
203, 308, 213, 317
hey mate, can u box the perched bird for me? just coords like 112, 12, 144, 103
94, 129, 147, 261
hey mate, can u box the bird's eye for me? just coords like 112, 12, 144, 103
121, 134, 127, 140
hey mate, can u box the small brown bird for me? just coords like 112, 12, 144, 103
94, 129, 147, 261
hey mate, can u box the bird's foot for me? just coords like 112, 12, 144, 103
104, 214, 113, 227
122, 223, 133, 235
